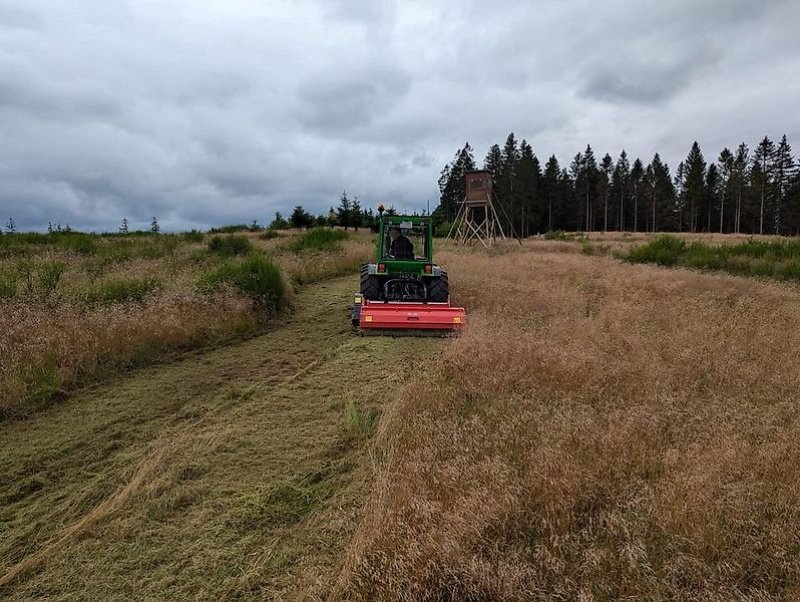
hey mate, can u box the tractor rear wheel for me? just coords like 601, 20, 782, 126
360, 264, 382, 300
427, 271, 449, 302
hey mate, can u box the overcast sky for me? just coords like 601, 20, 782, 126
2, 0, 799, 231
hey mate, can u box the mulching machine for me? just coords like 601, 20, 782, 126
352, 208, 466, 334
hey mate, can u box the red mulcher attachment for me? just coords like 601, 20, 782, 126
352, 296, 466, 335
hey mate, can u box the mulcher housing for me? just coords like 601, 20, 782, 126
355, 213, 465, 333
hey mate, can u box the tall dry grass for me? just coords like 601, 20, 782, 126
336, 244, 800, 600
0, 229, 373, 419
0, 291, 256, 418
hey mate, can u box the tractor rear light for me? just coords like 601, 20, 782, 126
453, 316, 462, 324
424, 264, 432, 273
377, 263, 385, 272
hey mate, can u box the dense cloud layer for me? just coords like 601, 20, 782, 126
1, 0, 798, 231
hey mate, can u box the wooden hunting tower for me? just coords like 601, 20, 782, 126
446, 170, 510, 247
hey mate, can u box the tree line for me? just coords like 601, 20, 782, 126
436, 134, 800, 236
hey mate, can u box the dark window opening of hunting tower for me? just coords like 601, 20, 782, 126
470, 178, 484, 189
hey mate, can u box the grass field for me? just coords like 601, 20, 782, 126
0, 228, 370, 420
4, 231, 800, 599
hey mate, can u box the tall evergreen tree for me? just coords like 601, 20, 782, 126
611, 150, 630, 231
515, 140, 539, 236
753, 136, 776, 234
732, 143, 749, 233
774, 134, 795, 234
541, 155, 560, 231
437, 143, 476, 221
717, 148, 734, 233
629, 158, 644, 232
683, 142, 707, 232
599, 153, 613, 231
337, 191, 352, 229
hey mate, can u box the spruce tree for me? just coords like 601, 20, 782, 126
5, 218, 16, 234
683, 142, 707, 232
753, 136, 776, 234
542, 155, 561, 231
732, 143, 749, 233
437, 143, 475, 221
774, 134, 795, 234
119, 218, 129, 234
514, 140, 539, 236
337, 191, 352, 229
717, 149, 734, 233
599, 153, 613, 231
629, 158, 644, 232
611, 150, 630, 231
150, 216, 160, 233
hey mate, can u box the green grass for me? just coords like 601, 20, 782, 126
285, 229, 348, 253
0, 260, 66, 298
80, 277, 161, 305
207, 234, 252, 257
627, 234, 800, 281
199, 254, 285, 310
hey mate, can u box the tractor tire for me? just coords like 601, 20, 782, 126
360, 265, 382, 300
427, 271, 449, 302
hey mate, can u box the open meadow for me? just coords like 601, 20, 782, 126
3, 230, 800, 600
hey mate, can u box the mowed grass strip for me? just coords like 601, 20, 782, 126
0, 276, 439, 599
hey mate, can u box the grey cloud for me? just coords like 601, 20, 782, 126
0, 0, 798, 231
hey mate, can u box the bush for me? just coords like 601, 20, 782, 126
259, 229, 280, 240
627, 235, 686, 266
434, 221, 452, 238
199, 254, 285, 311
285, 228, 348, 253
544, 230, 584, 241
183, 229, 204, 243
207, 234, 252, 257
207, 224, 249, 234
81, 277, 161, 304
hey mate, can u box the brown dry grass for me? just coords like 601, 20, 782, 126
0, 230, 373, 419
336, 243, 800, 600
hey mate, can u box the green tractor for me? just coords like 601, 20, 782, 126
359, 212, 449, 303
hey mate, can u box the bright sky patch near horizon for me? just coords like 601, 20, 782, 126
1, 0, 798, 231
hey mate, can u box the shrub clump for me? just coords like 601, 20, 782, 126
627, 235, 687, 266
207, 234, 253, 257
199, 254, 285, 311
285, 228, 348, 253
81, 277, 161, 305
183, 229, 204, 243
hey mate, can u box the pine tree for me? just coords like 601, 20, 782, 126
498, 133, 520, 234
630, 158, 644, 232
290, 206, 313, 229
437, 143, 476, 221
753, 136, 776, 234
337, 191, 352, 229
119, 218, 129, 234
351, 197, 363, 231
599, 153, 613, 231
150, 216, 160, 233
47, 221, 54, 234
774, 134, 795, 234
705, 164, 719, 233
484, 144, 503, 173
514, 140, 539, 236
717, 149, 734, 233
683, 142, 707, 232
270, 212, 289, 230
542, 155, 560, 231
611, 150, 630, 231
732, 143, 749, 233
6, 218, 16, 234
